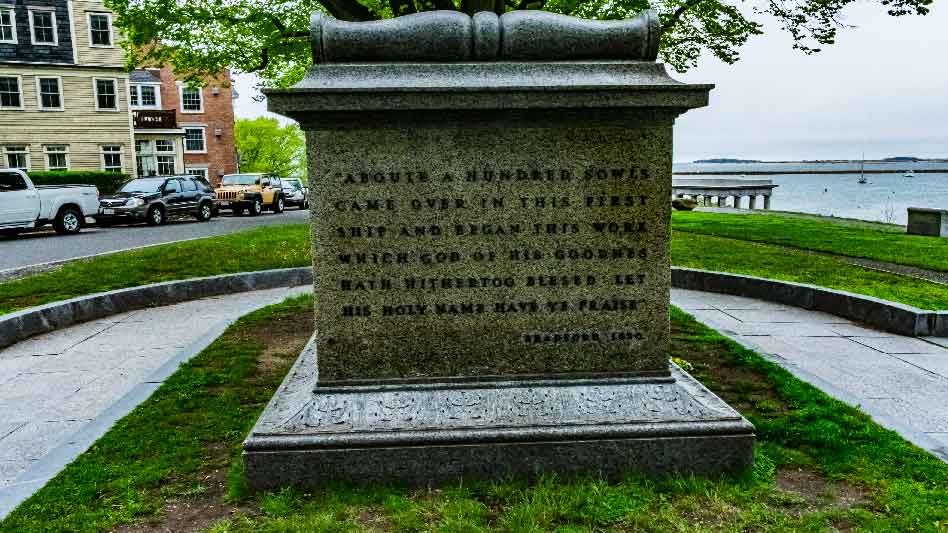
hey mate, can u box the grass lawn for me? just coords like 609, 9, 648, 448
3, 213, 947, 316
0, 224, 310, 315
672, 230, 948, 310
672, 211, 948, 272
3, 296, 946, 532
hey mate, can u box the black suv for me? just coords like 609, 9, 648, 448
94, 175, 217, 226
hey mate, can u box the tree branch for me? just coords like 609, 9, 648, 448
662, 0, 704, 33
318, 0, 377, 21
269, 15, 310, 38
248, 47, 270, 72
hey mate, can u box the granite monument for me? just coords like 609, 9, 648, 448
244, 9, 755, 487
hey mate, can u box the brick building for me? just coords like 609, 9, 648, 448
130, 66, 237, 184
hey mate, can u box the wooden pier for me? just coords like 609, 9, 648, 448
672, 178, 778, 209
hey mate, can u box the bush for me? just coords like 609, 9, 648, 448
28, 171, 130, 194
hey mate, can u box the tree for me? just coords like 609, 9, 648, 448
107, 0, 931, 88
235, 118, 306, 178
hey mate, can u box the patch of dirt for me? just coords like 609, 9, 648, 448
353, 507, 391, 532
776, 468, 869, 514
113, 469, 256, 533
115, 307, 314, 532
253, 311, 313, 379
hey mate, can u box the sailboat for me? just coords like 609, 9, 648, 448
858, 155, 867, 184
904, 170, 916, 178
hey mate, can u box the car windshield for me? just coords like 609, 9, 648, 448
119, 178, 165, 193
222, 175, 260, 186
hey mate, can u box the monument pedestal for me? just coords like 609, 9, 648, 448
245, 10, 755, 487
245, 337, 754, 487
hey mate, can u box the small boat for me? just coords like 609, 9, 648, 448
904, 170, 916, 178
858, 156, 867, 184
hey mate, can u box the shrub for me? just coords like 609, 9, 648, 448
28, 171, 130, 194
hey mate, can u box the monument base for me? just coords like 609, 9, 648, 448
244, 336, 755, 489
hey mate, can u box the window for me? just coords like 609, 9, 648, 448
0, 8, 16, 44
163, 178, 181, 192
186, 168, 208, 180
88, 13, 111, 46
102, 145, 122, 172
94, 78, 117, 110
130, 84, 158, 108
0, 76, 21, 109
184, 127, 206, 153
36, 77, 62, 110
155, 139, 174, 152
5, 146, 28, 170
44, 145, 68, 171
0, 171, 29, 191
157, 156, 175, 174
180, 86, 202, 112
181, 178, 196, 192
29, 10, 56, 45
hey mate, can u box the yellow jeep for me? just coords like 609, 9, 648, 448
214, 173, 286, 216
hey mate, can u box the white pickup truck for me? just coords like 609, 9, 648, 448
0, 169, 99, 236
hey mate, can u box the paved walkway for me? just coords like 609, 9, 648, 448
672, 288, 948, 461
0, 286, 308, 519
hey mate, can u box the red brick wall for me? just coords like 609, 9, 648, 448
153, 67, 238, 185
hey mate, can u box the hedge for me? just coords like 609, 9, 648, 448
28, 171, 130, 194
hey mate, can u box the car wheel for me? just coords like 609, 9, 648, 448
249, 198, 263, 216
196, 202, 213, 222
53, 207, 83, 235
273, 195, 285, 213
146, 206, 166, 226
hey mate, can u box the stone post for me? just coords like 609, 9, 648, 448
732, 195, 741, 209
764, 195, 772, 209
245, 9, 754, 489
748, 195, 757, 210
717, 196, 725, 207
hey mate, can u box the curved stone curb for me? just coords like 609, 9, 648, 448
0, 267, 313, 350
672, 267, 947, 337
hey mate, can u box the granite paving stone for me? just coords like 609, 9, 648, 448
0, 285, 309, 513
672, 288, 948, 462
925, 337, 948, 348
892, 353, 948, 379
852, 336, 948, 355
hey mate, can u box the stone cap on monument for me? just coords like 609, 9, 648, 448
265, 10, 713, 119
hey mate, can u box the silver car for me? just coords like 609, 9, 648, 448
281, 178, 308, 209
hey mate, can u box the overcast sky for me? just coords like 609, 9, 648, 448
232, 3, 948, 163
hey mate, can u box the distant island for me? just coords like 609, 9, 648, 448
694, 158, 763, 163
882, 156, 921, 162
693, 158, 763, 164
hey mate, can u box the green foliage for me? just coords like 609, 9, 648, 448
105, 0, 931, 88
0, 224, 310, 315
235, 117, 307, 178
28, 170, 129, 194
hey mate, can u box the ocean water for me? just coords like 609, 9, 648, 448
672, 162, 948, 225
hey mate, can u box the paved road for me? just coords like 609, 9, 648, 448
672, 288, 948, 462
0, 209, 310, 272
0, 285, 309, 519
